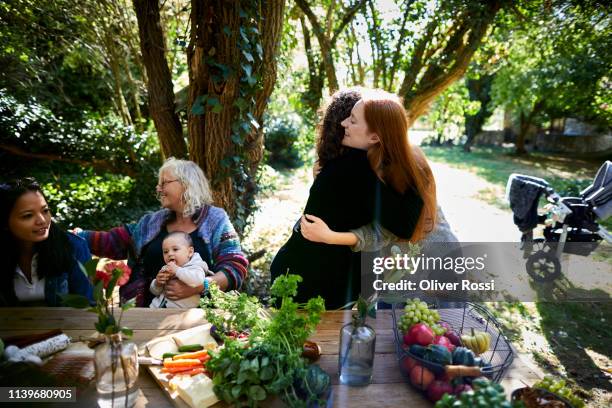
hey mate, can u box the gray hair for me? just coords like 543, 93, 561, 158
159, 157, 213, 217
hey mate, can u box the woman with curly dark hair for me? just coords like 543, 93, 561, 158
0, 178, 93, 306
271, 88, 433, 308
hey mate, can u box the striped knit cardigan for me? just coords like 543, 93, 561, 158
77, 206, 248, 294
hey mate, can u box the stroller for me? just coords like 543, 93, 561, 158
506, 161, 612, 282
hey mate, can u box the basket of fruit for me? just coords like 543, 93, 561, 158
392, 300, 514, 403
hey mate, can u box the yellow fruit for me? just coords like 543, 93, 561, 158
461, 329, 490, 355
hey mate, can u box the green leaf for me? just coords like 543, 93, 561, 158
121, 298, 136, 311
231, 385, 242, 399
231, 133, 244, 145
236, 369, 249, 385
105, 269, 122, 299
250, 357, 259, 370
259, 366, 274, 381
121, 327, 133, 338
191, 94, 208, 115
223, 26, 232, 36
234, 97, 248, 111
247, 112, 260, 129
242, 50, 254, 63
241, 64, 252, 77
79, 258, 98, 279
212, 104, 223, 114
93, 280, 104, 302
206, 96, 220, 106
249, 385, 266, 401
60, 294, 90, 308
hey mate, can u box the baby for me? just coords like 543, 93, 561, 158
149, 231, 211, 308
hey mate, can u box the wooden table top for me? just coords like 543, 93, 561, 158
0, 308, 543, 407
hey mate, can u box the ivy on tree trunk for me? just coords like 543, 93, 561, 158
187, 0, 286, 233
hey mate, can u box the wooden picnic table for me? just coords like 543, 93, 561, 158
0, 308, 542, 407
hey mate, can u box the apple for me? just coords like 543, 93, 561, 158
409, 365, 435, 390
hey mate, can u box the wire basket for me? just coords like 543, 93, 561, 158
392, 302, 514, 394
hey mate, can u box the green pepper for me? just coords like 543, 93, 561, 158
178, 344, 204, 352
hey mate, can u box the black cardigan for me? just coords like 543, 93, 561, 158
270, 147, 423, 308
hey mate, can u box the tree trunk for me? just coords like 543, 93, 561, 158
516, 111, 529, 155
187, 0, 285, 231
515, 101, 542, 155
463, 73, 494, 152
300, 15, 323, 114
133, 0, 187, 159
295, 0, 365, 99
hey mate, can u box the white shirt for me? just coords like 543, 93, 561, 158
14, 254, 46, 302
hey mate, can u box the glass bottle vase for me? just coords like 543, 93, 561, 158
94, 334, 139, 408
338, 320, 376, 386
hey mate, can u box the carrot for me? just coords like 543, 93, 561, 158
163, 358, 202, 368
174, 367, 206, 376
172, 350, 208, 360
198, 354, 211, 363
161, 366, 201, 374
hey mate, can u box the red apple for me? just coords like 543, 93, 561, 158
427, 380, 454, 402
407, 323, 435, 346
403, 330, 415, 346
434, 335, 455, 352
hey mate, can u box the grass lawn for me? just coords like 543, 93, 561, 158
422, 145, 611, 407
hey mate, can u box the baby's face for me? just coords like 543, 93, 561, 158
162, 236, 194, 266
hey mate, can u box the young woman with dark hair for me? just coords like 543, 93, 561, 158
0, 178, 93, 306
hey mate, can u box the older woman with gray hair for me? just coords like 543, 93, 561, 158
77, 158, 248, 306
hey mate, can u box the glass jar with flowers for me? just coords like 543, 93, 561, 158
63, 259, 138, 408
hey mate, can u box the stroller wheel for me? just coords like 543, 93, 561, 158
525, 250, 561, 282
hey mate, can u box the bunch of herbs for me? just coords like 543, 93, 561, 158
201, 274, 328, 407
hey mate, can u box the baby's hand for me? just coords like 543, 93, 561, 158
164, 261, 178, 275
155, 269, 172, 286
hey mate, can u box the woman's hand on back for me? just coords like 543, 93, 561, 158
301, 214, 360, 246
300, 214, 333, 243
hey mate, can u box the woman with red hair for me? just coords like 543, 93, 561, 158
301, 89, 437, 248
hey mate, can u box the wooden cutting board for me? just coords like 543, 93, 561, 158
146, 365, 192, 408
143, 326, 223, 408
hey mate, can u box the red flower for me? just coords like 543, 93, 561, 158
104, 261, 132, 287
94, 261, 132, 289
95, 269, 111, 288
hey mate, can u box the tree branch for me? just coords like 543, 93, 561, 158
331, 0, 367, 46
389, 1, 415, 90
0, 144, 137, 176
401, 1, 502, 125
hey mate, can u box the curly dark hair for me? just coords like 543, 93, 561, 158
315, 87, 363, 168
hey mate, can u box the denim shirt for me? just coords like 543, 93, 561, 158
43, 233, 94, 306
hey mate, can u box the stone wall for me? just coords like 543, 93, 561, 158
534, 133, 612, 156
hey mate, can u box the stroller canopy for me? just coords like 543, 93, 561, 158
506, 174, 551, 232
581, 160, 612, 220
